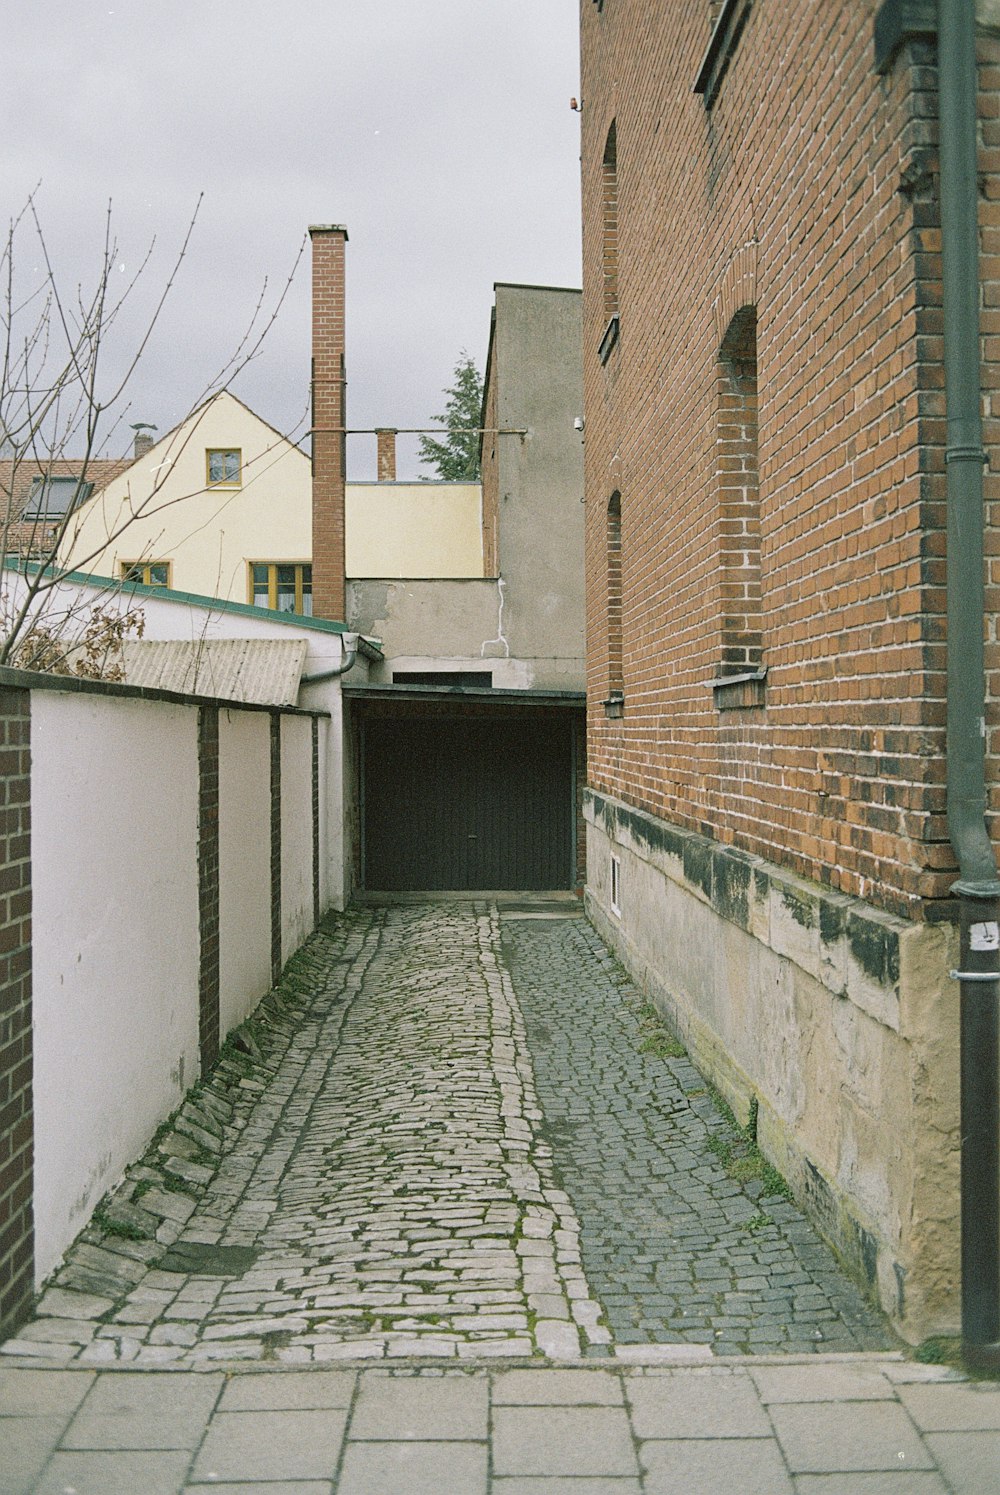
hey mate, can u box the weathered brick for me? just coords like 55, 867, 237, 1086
579, 1, 999, 920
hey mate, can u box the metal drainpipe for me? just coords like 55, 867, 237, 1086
939, 0, 1000, 1369
301, 633, 359, 684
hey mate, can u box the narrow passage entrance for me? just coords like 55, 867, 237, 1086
12, 902, 891, 1368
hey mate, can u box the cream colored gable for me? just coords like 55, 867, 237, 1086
57, 390, 311, 605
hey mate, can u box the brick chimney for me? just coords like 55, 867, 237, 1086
376, 428, 397, 482
132, 426, 156, 459
310, 224, 348, 621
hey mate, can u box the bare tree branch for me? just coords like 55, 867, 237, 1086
0, 197, 306, 671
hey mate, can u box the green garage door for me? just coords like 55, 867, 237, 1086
363, 717, 574, 891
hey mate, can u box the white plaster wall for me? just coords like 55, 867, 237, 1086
218, 709, 272, 1038
2, 568, 352, 679
4, 565, 352, 905
280, 715, 314, 962
315, 714, 331, 913
298, 676, 348, 910
31, 692, 200, 1284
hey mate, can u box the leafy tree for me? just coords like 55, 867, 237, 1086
418, 352, 484, 480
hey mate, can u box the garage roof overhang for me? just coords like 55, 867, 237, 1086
342, 683, 585, 707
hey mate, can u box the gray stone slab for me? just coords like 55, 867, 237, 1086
336, 1440, 487, 1495
62, 1370, 222, 1449
897, 1380, 1000, 1430
349, 1373, 487, 1439
32, 1449, 193, 1495
627, 1369, 770, 1438
640, 1437, 795, 1494
493, 1483, 643, 1495
0, 1369, 94, 1416
751, 1363, 896, 1403
192, 1409, 347, 1482
492, 1406, 639, 1477
0, 1414, 67, 1495
34, 1287, 115, 1320
184, 1486, 331, 1494
769, 1401, 936, 1473
218, 1370, 356, 1411
924, 1430, 1000, 1494
795, 1475, 949, 1493
492, 1369, 624, 1404
14, 1317, 98, 1344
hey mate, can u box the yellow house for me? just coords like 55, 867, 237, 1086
57, 390, 484, 614
59, 391, 314, 611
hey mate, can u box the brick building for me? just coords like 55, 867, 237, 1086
579, 0, 1000, 1340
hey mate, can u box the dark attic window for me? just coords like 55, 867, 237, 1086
23, 475, 94, 520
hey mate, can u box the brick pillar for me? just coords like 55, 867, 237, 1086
312, 717, 321, 927
197, 706, 220, 1072
0, 687, 33, 1341
310, 224, 348, 621
270, 713, 282, 984
376, 429, 397, 482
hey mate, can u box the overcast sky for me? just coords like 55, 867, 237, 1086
5, 1, 582, 478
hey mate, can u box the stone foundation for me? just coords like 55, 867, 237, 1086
585, 788, 960, 1343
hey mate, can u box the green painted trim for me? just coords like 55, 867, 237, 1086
3, 558, 349, 635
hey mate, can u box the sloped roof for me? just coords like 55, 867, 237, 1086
117, 637, 308, 706
0, 457, 133, 522
0, 457, 134, 559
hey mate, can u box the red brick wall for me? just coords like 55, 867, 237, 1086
580, 0, 998, 920
376, 429, 397, 483
311, 226, 348, 622
0, 687, 32, 1340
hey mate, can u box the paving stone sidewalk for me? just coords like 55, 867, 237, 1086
501, 914, 890, 1356
3, 901, 891, 1369
3, 1357, 999, 1494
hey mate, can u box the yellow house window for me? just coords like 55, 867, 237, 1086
122, 561, 171, 587
250, 562, 312, 616
206, 448, 241, 486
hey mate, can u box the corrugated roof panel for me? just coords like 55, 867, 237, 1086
117, 638, 308, 706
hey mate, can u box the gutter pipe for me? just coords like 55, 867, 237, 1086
939, 0, 1000, 1368
301, 632, 359, 684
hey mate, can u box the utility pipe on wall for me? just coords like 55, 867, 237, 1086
301, 633, 360, 684
939, 0, 1000, 1369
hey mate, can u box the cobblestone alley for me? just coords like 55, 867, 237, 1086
3, 901, 891, 1370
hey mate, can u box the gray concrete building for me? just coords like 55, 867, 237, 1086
343, 284, 586, 895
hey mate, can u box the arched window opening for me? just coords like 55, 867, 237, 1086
717, 305, 761, 677
605, 490, 624, 716
602, 122, 619, 324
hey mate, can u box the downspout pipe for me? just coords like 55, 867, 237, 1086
939, 0, 1000, 1368
301, 632, 360, 684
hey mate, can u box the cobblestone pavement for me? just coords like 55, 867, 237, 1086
4, 1357, 998, 1495
501, 915, 891, 1356
3, 902, 890, 1373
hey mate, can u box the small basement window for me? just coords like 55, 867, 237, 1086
391, 671, 493, 687
610, 854, 622, 917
